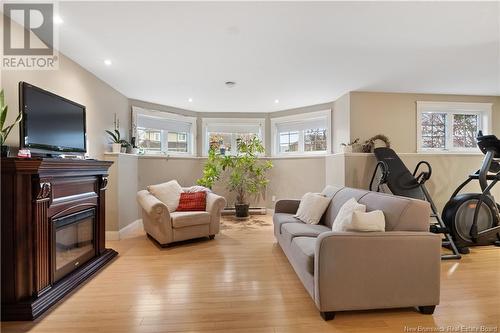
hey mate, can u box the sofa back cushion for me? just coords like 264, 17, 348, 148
358, 192, 430, 231
320, 186, 431, 232
322, 187, 368, 228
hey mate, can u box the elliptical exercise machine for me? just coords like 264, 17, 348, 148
442, 131, 500, 254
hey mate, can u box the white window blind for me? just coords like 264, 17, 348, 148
276, 118, 327, 133
137, 114, 192, 133
205, 123, 262, 135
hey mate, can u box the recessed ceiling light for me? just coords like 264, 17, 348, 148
188, 98, 193, 103
53, 15, 64, 25
274, 99, 280, 104
104, 59, 112, 66
225, 81, 236, 88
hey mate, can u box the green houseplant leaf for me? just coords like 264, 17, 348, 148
197, 136, 273, 205
0, 89, 23, 147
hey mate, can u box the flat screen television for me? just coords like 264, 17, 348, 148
19, 82, 87, 156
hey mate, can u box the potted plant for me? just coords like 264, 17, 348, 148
0, 90, 23, 157
340, 138, 360, 153
197, 137, 273, 218
106, 129, 124, 153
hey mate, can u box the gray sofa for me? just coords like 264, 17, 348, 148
273, 185, 441, 321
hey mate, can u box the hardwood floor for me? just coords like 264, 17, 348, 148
2, 215, 499, 333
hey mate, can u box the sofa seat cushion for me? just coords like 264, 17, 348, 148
171, 211, 210, 228
290, 237, 316, 275
281, 222, 330, 244
273, 213, 303, 234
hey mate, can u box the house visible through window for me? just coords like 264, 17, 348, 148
132, 107, 196, 155
272, 110, 331, 156
279, 131, 299, 153
417, 102, 492, 152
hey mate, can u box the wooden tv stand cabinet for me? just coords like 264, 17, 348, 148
1, 158, 118, 321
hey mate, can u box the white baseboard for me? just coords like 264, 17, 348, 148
106, 219, 143, 241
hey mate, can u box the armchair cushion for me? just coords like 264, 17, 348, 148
148, 180, 182, 212
171, 211, 210, 228
177, 192, 206, 211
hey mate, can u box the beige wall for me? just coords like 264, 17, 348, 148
349, 92, 500, 153
104, 154, 140, 233
1, 48, 129, 160
332, 93, 350, 153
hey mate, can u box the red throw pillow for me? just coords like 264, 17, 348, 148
176, 192, 207, 212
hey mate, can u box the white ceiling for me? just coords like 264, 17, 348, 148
57, 1, 500, 113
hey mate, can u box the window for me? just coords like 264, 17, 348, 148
132, 107, 196, 155
416, 102, 492, 152
202, 118, 265, 155
279, 131, 299, 153
271, 110, 331, 156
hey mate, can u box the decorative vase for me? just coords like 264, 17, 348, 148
235, 203, 250, 218
1, 145, 10, 157
111, 143, 121, 153
120, 147, 127, 153
129, 147, 140, 154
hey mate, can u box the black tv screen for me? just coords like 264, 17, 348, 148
19, 82, 86, 153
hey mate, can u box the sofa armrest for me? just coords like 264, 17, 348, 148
314, 231, 441, 312
206, 192, 226, 235
137, 190, 170, 220
274, 199, 301, 214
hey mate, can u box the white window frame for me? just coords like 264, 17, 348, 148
132, 106, 197, 156
201, 118, 265, 156
271, 110, 331, 157
416, 101, 492, 153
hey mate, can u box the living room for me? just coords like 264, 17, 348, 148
1, 1, 499, 332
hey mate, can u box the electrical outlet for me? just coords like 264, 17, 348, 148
272, 195, 276, 202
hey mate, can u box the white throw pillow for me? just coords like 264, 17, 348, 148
331, 198, 366, 231
147, 180, 182, 212
349, 210, 386, 232
294, 192, 331, 225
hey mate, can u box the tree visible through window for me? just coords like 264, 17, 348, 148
418, 107, 485, 151
453, 114, 478, 148
421, 113, 446, 149
304, 128, 327, 151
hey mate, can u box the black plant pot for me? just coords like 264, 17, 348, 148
235, 203, 250, 218
1, 145, 10, 158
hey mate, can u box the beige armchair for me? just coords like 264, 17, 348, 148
137, 189, 226, 247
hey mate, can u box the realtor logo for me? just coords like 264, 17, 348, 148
2, 2, 59, 70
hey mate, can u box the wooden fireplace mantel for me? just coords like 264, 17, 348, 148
1, 157, 118, 321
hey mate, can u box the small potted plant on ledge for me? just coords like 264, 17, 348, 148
0, 89, 23, 157
197, 137, 273, 218
106, 129, 126, 153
